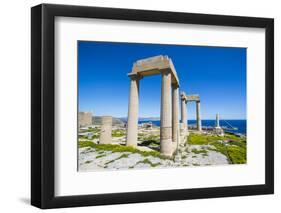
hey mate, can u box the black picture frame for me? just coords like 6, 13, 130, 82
31, 3, 274, 209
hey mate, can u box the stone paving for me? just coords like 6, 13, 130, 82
78, 143, 229, 172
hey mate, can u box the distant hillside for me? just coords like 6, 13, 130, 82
92, 116, 125, 125
118, 117, 160, 122
138, 117, 160, 121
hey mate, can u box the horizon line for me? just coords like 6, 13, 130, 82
90, 115, 246, 120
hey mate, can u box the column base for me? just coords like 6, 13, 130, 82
171, 141, 178, 154
160, 139, 173, 157
213, 127, 224, 136
179, 123, 189, 145
126, 139, 138, 147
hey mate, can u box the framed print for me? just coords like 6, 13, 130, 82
31, 4, 274, 209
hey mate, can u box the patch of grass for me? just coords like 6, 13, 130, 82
79, 134, 99, 140
138, 134, 160, 145
192, 163, 200, 166
79, 127, 100, 135
187, 133, 223, 145
78, 141, 169, 159
209, 142, 246, 164
138, 134, 161, 152
187, 133, 245, 145
227, 146, 246, 164
191, 149, 208, 154
112, 129, 126, 137
96, 154, 106, 159
79, 135, 89, 140
105, 153, 129, 165
79, 141, 96, 148
187, 133, 247, 164
137, 133, 145, 138
85, 160, 92, 164
136, 159, 161, 167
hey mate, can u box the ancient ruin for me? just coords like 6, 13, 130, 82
180, 92, 202, 135
213, 113, 224, 136
126, 55, 180, 156
78, 112, 92, 128
78, 54, 247, 171
99, 116, 113, 144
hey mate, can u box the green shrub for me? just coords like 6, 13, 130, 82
112, 129, 126, 137
191, 149, 208, 154
78, 141, 169, 159
187, 133, 247, 164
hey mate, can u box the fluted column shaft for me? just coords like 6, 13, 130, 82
126, 75, 139, 147
172, 84, 179, 144
196, 101, 202, 131
160, 70, 172, 156
181, 99, 187, 126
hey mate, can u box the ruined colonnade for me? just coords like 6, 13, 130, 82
180, 92, 202, 138
126, 55, 180, 156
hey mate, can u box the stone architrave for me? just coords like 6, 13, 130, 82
99, 116, 112, 144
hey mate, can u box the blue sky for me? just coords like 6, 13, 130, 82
78, 41, 246, 120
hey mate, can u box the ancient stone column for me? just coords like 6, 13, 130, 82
99, 116, 112, 144
172, 84, 179, 144
181, 99, 187, 125
160, 70, 173, 156
179, 96, 188, 141
196, 101, 202, 131
216, 113, 220, 128
126, 74, 140, 147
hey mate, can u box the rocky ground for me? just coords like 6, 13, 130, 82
78, 124, 246, 171
78, 144, 229, 171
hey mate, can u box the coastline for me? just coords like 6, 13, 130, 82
138, 119, 247, 135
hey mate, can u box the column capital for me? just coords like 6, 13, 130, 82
180, 92, 187, 102
172, 82, 179, 89
181, 97, 187, 102
160, 68, 171, 75
128, 72, 142, 80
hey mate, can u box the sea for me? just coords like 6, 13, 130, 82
138, 119, 247, 135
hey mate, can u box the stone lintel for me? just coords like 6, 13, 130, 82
129, 55, 179, 86
181, 92, 200, 102
186, 94, 200, 102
